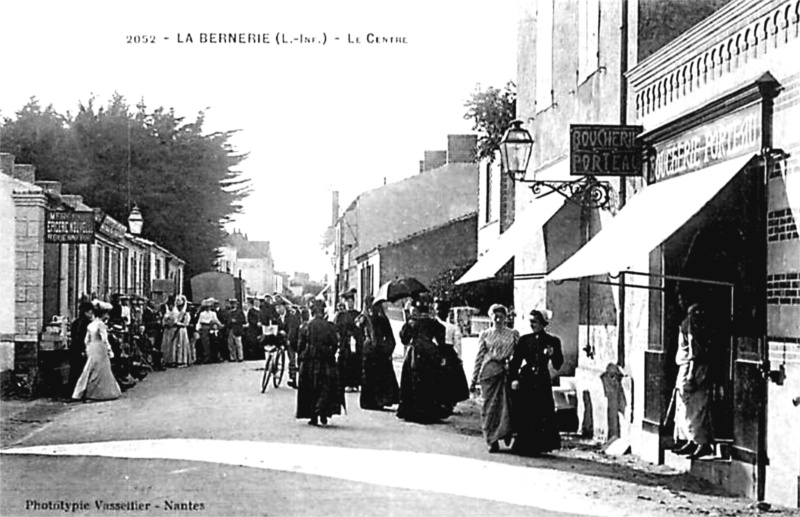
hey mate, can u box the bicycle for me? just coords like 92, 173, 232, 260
261, 342, 286, 393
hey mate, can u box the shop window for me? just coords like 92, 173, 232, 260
536, 0, 554, 111
578, 0, 600, 84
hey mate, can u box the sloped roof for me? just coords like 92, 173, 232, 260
237, 240, 272, 259
354, 162, 478, 255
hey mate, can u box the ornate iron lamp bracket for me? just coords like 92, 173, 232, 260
519, 175, 614, 210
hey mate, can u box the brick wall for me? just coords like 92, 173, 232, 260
767, 273, 800, 305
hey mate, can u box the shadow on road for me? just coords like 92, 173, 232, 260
443, 398, 736, 500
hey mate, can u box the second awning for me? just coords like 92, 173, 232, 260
545, 153, 755, 282
456, 194, 566, 284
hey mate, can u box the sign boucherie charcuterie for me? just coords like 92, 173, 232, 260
570, 125, 644, 177
44, 211, 95, 244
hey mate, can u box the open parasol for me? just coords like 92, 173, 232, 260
373, 277, 429, 304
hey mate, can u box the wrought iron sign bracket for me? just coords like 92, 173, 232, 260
519, 175, 614, 210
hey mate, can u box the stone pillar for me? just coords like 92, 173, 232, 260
13, 189, 48, 395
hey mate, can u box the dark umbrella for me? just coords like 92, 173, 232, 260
374, 277, 429, 304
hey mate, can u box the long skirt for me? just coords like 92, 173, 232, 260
479, 361, 513, 445
440, 345, 470, 408
72, 341, 121, 401
161, 327, 177, 366
243, 326, 264, 360
297, 359, 344, 420
360, 351, 399, 410
338, 343, 362, 389
397, 342, 449, 423
173, 328, 192, 366
196, 328, 213, 364
511, 370, 561, 455
674, 362, 713, 444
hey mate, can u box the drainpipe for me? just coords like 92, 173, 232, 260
617, 0, 629, 368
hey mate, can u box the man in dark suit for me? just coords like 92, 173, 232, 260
220, 299, 247, 362
243, 296, 262, 360
274, 297, 301, 388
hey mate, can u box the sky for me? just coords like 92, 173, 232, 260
0, 0, 518, 281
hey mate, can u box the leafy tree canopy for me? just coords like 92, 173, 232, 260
463, 82, 517, 163
429, 259, 514, 314
1, 94, 252, 282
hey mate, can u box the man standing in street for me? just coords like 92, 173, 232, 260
243, 296, 262, 360
275, 298, 301, 388
221, 299, 246, 362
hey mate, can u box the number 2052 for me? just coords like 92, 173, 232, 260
127, 35, 156, 43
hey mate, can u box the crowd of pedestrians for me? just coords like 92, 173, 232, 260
65, 287, 566, 457
294, 290, 565, 458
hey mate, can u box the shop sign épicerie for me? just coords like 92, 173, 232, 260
45, 211, 95, 244
570, 125, 644, 177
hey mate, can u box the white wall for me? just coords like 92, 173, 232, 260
0, 174, 17, 374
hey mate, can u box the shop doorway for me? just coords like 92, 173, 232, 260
658, 159, 766, 477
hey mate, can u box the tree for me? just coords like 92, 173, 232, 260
463, 81, 516, 162
429, 259, 514, 314
1, 95, 252, 283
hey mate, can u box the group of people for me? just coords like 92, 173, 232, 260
67, 287, 566, 459
296, 291, 565, 460
471, 304, 564, 456
294, 290, 469, 427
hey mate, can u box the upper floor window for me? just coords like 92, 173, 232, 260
578, 0, 600, 84
535, 0, 554, 111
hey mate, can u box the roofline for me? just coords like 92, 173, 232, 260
355, 211, 477, 261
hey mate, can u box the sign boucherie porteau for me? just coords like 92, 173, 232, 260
570, 125, 643, 177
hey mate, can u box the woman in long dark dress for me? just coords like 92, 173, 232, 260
434, 298, 470, 411
356, 296, 400, 410
397, 294, 450, 423
296, 299, 344, 426
509, 309, 563, 456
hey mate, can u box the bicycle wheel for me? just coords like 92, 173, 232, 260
261, 353, 274, 393
273, 348, 286, 388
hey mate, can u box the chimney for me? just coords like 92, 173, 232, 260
35, 181, 62, 194
14, 164, 36, 183
0, 153, 14, 176
331, 190, 339, 224
419, 160, 425, 173
422, 150, 447, 172
447, 134, 478, 163
62, 194, 84, 208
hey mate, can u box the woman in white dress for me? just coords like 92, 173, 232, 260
71, 300, 122, 401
